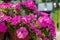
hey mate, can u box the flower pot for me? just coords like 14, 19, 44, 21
0, 32, 5, 40
9, 31, 31, 40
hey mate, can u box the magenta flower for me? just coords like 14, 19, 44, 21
25, 1, 34, 8
4, 15, 21, 26
33, 29, 41, 35
11, 15, 21, 26
4, 15, 12, 22
26, 15, 31, 23
48, 25, 55, 30
16, 27, 28, 39
30, 22, 36, 30
30, 14, 37, 21
21, 15, 36, 24
12, 2, 20, 11
21, 16, 27, 24
49, 25, 56, 37
37, 17, 47, 27
38, 12, 49, 16
0, 22, 7, 32
0, 2, 12, 8
37, 16, 54, 28
49, 30, 56, 37
22, 0, 36, 10
30, 22, 41, 35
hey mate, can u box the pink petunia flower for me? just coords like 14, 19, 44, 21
11, 15, 21, 26
29, 14, 37, 21
49, 25, 56, 37
30, 22, 36, 30
30, 22, 41, 35
16, 27, 28, 39
0, 22, 7, 32
33, 28, 41, 35
26, 15, 31, 23
0, 2, 12, 8
38, 12, 49, 16
21, 16, 27, 24
22, 0, 36, 10
4, 15, 12, 22
37, 16, 54, 28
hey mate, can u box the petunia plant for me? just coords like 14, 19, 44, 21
0, 0, 56, 40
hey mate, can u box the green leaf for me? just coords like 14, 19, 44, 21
2, 10, 7, 13
7, 22, 16, 32
30, 32, 37, 40
36, 23, 39, 28
42, 33, 45, 37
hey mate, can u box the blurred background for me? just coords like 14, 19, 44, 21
0, 0, 60, 40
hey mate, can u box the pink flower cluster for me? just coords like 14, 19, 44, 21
3, 14, 35, 25
30, 22, 41, 35
21, 14, 37, 24
37, 12, 56, 39
1, 12, 55, 39
4, 15, 21, 26
0, 2, 12, 8
0, 0, 56, 40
